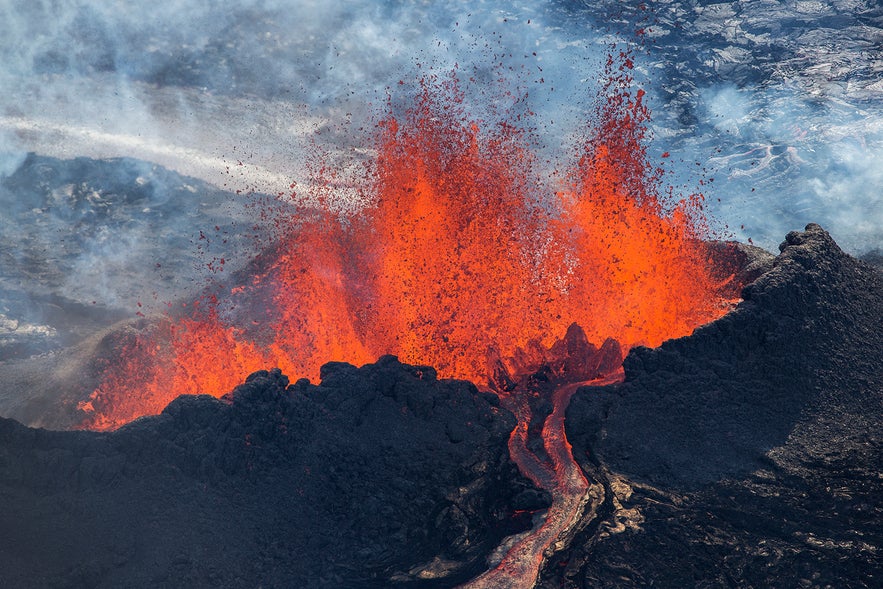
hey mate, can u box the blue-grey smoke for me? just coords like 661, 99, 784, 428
0, 0, 880, 331
566, 0, 882, 253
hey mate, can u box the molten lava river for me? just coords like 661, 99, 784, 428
78, 52, 734, 585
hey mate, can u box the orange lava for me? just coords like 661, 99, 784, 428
80, 55, 730, 431
547, 52, 721, 347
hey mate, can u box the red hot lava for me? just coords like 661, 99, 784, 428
79, 52, 730, 431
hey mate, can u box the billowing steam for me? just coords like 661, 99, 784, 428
0, 0, 880, 320
580, 0, 883, 253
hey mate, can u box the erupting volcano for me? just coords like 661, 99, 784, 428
60, 49, 745, 587
2, 3, 880, 588
80, 50, 730, 432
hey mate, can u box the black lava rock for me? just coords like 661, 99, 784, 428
0, 357, 533, 588
557, 224, 883, 588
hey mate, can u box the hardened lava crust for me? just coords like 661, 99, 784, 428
0, 357, 539, 588
558, 224, 883, 588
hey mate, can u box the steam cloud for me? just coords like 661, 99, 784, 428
0, 0, 879, 322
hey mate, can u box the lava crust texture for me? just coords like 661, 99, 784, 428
557, 224, 882, 588
0, 357, 537, 588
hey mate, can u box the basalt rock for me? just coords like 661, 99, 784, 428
0, 356, 538, 588
1, 223, 879, 589
703, 239, 776, 300
556, 224, 883, 587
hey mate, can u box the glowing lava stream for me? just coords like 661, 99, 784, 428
462, 370, 624, 589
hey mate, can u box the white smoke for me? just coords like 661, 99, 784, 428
0, 0, 612, 316
0, 1, 607, 195
0, 0, 880, 322
689, 81, 883, 253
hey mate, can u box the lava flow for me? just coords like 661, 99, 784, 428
75, 46, 735, 585
463, 324, 626, 589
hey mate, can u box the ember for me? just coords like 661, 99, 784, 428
80, 50, 729, 431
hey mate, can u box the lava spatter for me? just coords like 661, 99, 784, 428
547, 51, 722, 349
81, 49, 729, 435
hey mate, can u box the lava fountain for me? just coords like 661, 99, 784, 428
76, 46, 733, 585
80, 50, 728, 430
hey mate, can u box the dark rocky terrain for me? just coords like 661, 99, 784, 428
0, 357, 538, 588
0, 222, 880, 589
556, 224, 883, 587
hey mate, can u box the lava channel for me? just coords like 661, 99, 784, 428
462, 327, 625, 588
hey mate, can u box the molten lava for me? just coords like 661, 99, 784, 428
80, 53, 730, 431
549, 58, 719, 347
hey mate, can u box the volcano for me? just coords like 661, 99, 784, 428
1, 3, 880, 586
0, 222, 879, 588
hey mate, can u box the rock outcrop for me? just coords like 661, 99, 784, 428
0, 357, 537, 588
556, 224, 882, 587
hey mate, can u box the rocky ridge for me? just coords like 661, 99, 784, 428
0, 357, 537, 588
554, 224, 882, 587
0, 224, 880, 588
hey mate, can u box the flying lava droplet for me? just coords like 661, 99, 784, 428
80, 49, 731, 431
